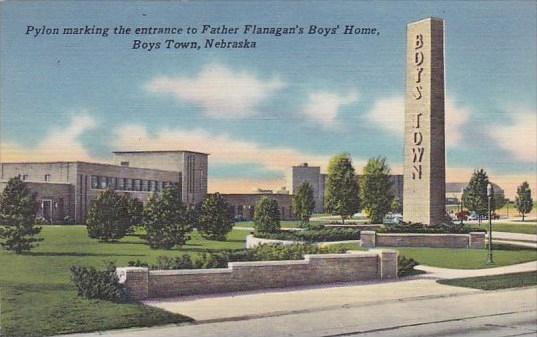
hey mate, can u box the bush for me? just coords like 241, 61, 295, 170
128, 244, 347, 270
70, 262, 126, 302
255, 228, 361, 242
86, 190, 131, 242
379, 221, 485, 234
198, 193, 233, 241
398, 256, 419, 277
253, 197, 280, 233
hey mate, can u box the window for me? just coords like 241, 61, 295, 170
118, 178, 125, 190
148, 180, 154, 192
44, 174, 51, 182
99, 176, 107, 189
125, 178, 133, 191
155, 181, 161, 192
110, 177, 118, 190
120, 161, 129, 167
142, 180, 149, 192
133, 179, 141, 191
91, 175, 98, 189
22, 174, 28, 181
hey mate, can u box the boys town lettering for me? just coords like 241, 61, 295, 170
412, 33, 424, 180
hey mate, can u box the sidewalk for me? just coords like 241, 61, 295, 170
416, 260, 537, 279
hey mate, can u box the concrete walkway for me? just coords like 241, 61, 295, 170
492, 231, 537, 243
416, 260, 537, 279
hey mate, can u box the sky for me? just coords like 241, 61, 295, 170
1, 0, 536, 198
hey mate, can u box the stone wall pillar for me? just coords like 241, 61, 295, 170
469, 232, 486, 249
370, 249, 398, 279
360, 231, 376, 248
116, 267, 149, 300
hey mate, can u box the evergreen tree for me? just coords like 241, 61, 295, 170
292, 182, 315, 226
86, 190, 130, 242
359, 157, 394, 224
198, 193, 233, 241
391, 197, 402, 214
462, 169, 490, 225
515, 181, 533, 221
324, 153, 360, 224
143, 184, 192, 249
0, 177, 43, 253
253, 197, 281, 233
125, 196, 144, 234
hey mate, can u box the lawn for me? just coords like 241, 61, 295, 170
0, 226, 249, 337
396, 244, 537, 269
491, 222, 537, 235
437, 271, 537, 290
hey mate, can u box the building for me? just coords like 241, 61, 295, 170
356, 174, 404, 207
445, 181, 505, 213
221, 193, 295, 221
0, 150, 208, 224
291, 163, 325, 213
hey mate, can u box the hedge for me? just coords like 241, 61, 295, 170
254, 228, 361, 242
379, 222, 485, 234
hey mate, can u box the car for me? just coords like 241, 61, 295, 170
383, 213, 403, 225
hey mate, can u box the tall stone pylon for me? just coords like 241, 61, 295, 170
403, 18, 446, 225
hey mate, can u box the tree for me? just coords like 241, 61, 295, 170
293, 182, 315, 226
324, 153, 360, 224
198, 193, 233, 241
515, 181, 533, 222
125, 196, 144, 234
86, 190, 130, 242
143, 184, 192, 249
0, 177, 43, 253
359, 157, 394, 224
391, 197, 402, 214
253, 197, 281, 233
462, 169, 490, 225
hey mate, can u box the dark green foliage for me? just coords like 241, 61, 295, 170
0, 177, 43, 253
462, 169, 491, 223
324, 153, 360, 223
437, 271, 537, 290
128, 244, 347, 270
70, 262, 126, 302
143, 184, 192, 249
380, 221, 486, 234
515, 181, 533, 221
293, 182, 316, 226
391, 197, 402, 213
86, 190, 130, 242
198, 193, 233, 241
253, 196, 281, 233
255, 228, 361, 242
398, 256, 419, 277
359, 157, 394, 224
125, 197, 144, 233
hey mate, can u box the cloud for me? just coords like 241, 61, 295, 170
145, 64, 284, 119
0, 113, 97, 162
366, 95, 470, 147
301, 91, 359, 128
209, 177, 287, 194
489, 108, 536, 163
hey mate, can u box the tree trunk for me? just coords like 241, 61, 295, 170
522, 212, 525, 222
341, 215, 345, 225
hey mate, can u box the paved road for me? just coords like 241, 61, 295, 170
61, 287, 537, 337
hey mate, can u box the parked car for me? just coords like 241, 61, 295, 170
467, 212, 479, 221
383, 213, 403, 225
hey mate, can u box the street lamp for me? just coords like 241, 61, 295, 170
460, 187, 464, 225
487, 183, 494, 264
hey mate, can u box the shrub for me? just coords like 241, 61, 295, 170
379, 221, 485, 234
398, 256, 419, 277
0, 177, 43, 253
144, 184, 192, 249
254, 228, 361, 242
198, 193, 233, 241
86, 190, 130, 242
128, 244, 347, 270
253, 197, 280, 233
70, 262, 126, 302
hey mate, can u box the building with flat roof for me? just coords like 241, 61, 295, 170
291, 163, 325, 213
221, 193, 295, 221
0, 150, 208, 224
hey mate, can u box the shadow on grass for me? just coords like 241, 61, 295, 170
22, 252, 146, 257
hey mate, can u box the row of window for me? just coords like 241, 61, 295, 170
90, 176, 176, 192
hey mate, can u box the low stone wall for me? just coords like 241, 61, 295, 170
245, 235, 360, 249
360, 231, 485, 249
117, 250, 398, 300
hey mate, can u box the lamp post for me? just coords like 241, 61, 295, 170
460, 187, 464, 225
487, 183, 494, 264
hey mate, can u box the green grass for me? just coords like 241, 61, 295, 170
438, 271, 537, 290
396, 244, 537, 269
491, 223, 537, 235
0, 226, 249, 337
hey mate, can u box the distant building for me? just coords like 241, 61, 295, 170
0, 150, 208, 224
220, 193, 295, 221
291, 163, 325, 213
356, 174, 404, 206
445, 182, 505, 213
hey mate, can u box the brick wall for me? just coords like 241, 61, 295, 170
360, 231, 485, 249
117, 250, 398, 300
